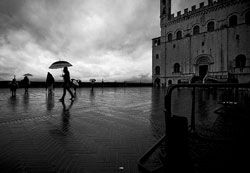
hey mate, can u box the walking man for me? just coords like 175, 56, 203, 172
59, 67, 75, 101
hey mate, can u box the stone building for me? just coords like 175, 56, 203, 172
152, 0, 250, 86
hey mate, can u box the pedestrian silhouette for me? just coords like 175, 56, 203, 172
59, 67, 75, 101
10, 75, 18, 96
23, 76, 30, 93
46, 72, 55, 95
90, 78, 96, 89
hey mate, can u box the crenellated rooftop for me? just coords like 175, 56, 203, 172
161, 0, 246, 26
170, 0, 230, 19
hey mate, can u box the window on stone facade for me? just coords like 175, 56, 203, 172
207, 21, 215, 32
229, 15, 238, 27
154, 39, 161, 46
193, 25, 200, 35
155, 66, 160, 75
162, 7, 166, 15
176, 31, 182, 39
235, 54, 246, 69
236, 34, 240, 40
157, 39, 161, 45
156, 54, 159, 59
174, 63, 180, 73
246, 11, 250, 25
154, 40, 158, 46
168, 33, 173, 41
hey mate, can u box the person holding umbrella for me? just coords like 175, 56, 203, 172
59, 67, 75, 101
22, 74, 31, 93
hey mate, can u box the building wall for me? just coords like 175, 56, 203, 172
153, 0, 250, 86
152, 37, 162, 85
228, 25, 250, 73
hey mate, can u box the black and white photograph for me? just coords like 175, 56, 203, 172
0, 0, 249, 172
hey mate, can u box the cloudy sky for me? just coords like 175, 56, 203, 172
0, 0, 205, 82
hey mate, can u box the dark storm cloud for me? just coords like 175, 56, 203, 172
0, 0, 160, 82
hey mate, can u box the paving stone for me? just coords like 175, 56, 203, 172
0, 87, 239, 172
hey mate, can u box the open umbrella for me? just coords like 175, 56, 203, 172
23, 73, 33, 76
49, 60, 72, 69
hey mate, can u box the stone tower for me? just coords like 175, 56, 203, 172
160, 0, 171, 20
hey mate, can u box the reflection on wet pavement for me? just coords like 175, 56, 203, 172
0, 87, 224, 142
0, 87, 227, 172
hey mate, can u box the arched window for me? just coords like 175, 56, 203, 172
168, 80, 172, 85
176, 31, 182, 39
157, 39, 161, 45
154, 39, 161, 46
245, 11, 250, 25
207, 21, 215, 32
193, 25, 200, 35
235, 54, 246, 69
168, 33, 173, 41
154, 40, 158, 46
156, 54, 159, 59
155, 66, 160, 75
174, 63, 180, 73
229, 15, 238, 27
162, 7, 166, 15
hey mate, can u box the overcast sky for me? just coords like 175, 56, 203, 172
0, 0, 205, 82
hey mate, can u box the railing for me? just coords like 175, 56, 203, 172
165, 83, 250, 132
202, 72, 209, 84
208, 71, 228, 77
139, 83, 250, 172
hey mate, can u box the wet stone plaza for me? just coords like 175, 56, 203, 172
0, 87, 238, 172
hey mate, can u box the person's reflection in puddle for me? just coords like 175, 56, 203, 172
46, 93, 55, 111
61, 100, 74, 133
89, 88, 95, 105
23, 92, 29, 112
9, 95, 18, 112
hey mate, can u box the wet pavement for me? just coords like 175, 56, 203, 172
0, 87, 167, 172
0, 87, 240, 172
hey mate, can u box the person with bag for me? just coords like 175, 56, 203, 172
10, 75, 18, 96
